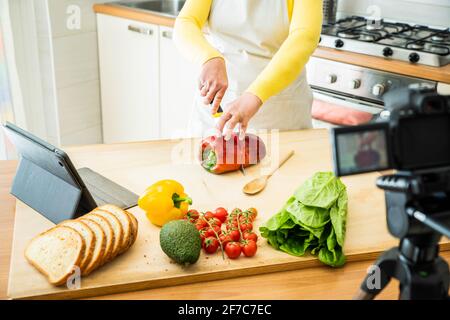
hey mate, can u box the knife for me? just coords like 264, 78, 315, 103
239, 130, 246, 176
240, 164, 246, 176
211, 104, 223, 118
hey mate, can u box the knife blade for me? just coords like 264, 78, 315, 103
240, 164, 246, 176
211, 104, 223, 118
239, 130, 246, 176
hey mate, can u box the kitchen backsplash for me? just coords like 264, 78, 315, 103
337, 0, 450, 27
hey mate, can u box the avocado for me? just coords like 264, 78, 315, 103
160, 220, 201, 265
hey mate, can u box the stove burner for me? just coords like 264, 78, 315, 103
431, 34, 449, 43
431, 35, 445, 42
408, 42, 425, 50
429, 45, 449, 55
360, 34, 377, 42
338, 31, 360, 39
320, 16, 450, 66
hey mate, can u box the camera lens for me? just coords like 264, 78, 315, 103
422, 97, 445, 114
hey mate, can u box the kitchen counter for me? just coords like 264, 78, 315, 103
2, 130, 450, 300
94, 3, 176, 27
93, 3, 450, 84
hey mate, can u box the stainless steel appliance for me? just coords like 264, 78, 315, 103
322, 0, 338, 25
307, 57, 437, 115
320, 16, 450, 67
308, 16, 449, 127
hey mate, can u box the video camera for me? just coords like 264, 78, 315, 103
330, 84, 450, 300
331, 83, 450, 177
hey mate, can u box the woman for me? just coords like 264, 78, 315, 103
174, 0, 322, 139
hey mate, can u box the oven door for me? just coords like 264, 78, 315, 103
311, 89, 385, 128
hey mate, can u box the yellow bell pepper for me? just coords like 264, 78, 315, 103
138, 180, 192, 227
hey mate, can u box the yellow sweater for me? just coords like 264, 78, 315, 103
174, 0, 323, 102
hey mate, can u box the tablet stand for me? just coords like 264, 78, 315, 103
11, 158, 86, 223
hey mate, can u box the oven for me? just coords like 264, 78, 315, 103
307, 15, 449, 128
306, 57, 438, 128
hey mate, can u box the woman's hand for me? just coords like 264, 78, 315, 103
216, 93, 263, 140
199, 57, 228, 114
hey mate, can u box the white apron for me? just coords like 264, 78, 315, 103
190, 0, 313, 136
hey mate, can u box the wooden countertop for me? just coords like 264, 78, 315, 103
93, 3, 450, 84
94, 3, 176, 27
2, 131, 450, 300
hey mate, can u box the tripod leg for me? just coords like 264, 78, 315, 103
354, 289, 376, 300
354, 248, 398, 300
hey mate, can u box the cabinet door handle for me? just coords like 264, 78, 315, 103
162, 30, 173, 39
128, 25, 153, 36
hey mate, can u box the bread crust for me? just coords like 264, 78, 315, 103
127, 211, 139, 249
78, 218, 106, 275
99, 205, 135, 254
81, 213, 115, 265
92, 209, 124, 259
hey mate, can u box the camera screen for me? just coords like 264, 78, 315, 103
399, 115, 450, 169
332, 125, 391, 176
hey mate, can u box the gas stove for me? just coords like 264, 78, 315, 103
320, 16, 450, 67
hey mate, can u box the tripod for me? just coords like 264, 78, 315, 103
355, 172, 450, 300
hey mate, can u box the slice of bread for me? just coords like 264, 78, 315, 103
78, 218, 106, 275
99, 205, 133, 254
81, 213, 114, 265
91, 209, 123, 259
59, 220, 95, 273
25, 226, 85, 286
127, 211, 139, 248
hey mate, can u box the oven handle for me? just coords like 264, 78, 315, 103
312, 89, 385, 115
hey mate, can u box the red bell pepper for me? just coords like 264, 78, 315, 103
200, 133, 266, 174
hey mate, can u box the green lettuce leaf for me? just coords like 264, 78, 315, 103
294, 172, 345, 209
279, 233, 315, 257
286, 200, 330, 229
330, 190, 348, 247
260, 172, 348, 267
263, 197, 295, 231
318, 246, 346, 267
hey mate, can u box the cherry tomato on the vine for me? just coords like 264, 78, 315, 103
239, 221, 253, 232
203, 237, 219, 254
225, 242, 241, 259
186, 209, 200, 222
241, 240, 257, 257
209, 217, 222, 227
229, 229, 241, 242
203, 211, 215, 220
246, 208, 258, 221
195, 219, 207, 230
219, 232, 232, 246
214, 207, 228, 223
243, 231, 258, 242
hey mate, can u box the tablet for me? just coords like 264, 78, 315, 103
3, 122, 138, 223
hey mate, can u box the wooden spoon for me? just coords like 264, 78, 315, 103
243, 150, 295, 195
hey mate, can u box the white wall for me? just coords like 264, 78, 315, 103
34, 0, 60, 146
0, 0, 17, 159
7, 0, 49, 141
337, 0, 450, 27
46, 0, 103, 146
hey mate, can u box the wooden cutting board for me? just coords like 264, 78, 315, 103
7, 129, 450, 299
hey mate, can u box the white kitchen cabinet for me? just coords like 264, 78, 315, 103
159, 26, 199, 140
97, 14, 199, 143
97, 14, 160, 143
